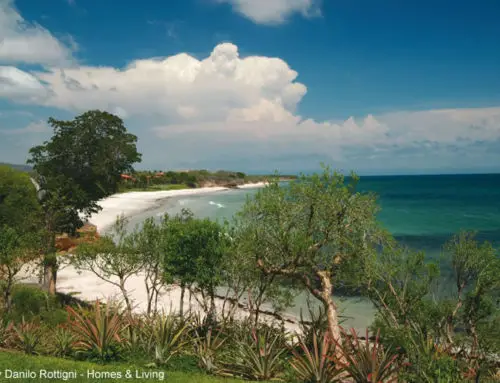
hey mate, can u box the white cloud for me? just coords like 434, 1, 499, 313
31, 43, 307, 123
0, 0, 76, 65
0, 37, 499, 171
0, 120, 49, 134
216, 0, 321, 25
0, 66, 47, 101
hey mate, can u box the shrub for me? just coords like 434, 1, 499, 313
0, 317, 13, 347
330, 328, 403, 383
48, 326, 78, 357
222, 325, 288, 381
147, 313, 189, 367
290, 331, 341, 383
10, 284, 48, 321
193, 326, 227, 374
66, 300, 124, 362
12, 317, 42, 354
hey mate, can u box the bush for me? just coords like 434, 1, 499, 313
10, 284, 48, 321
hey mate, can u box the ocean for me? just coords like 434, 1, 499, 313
121, 174, 500, 329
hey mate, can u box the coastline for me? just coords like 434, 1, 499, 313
87, 182, 268, 233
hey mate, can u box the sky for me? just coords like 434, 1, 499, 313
0, 0, 499, 175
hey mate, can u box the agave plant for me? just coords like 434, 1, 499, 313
0, 318, 13, 348
49, 326, 78, 357
331, 328, 402, 383
290, 331, 343, 383
121, 313, 149, 355
12, 317, 42, 354
147, 313, 189, 367
193, 326, 227, 373
223, 325, 288, 381
66, 300, 125, 361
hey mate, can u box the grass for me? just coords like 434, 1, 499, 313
0, 351, 264, 382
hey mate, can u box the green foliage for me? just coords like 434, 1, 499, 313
118, 168, 290, 192
0, 165, 42, 232
222, 325, 288, 381
290, 331, 340, 383
193, 326, 227, 373
148, 313, 189, 367
395, 327, 464, 382
164, 211, 231, 318
47, 326, 78, 357
66, 300, 124, 362
236, 165, 387, 346
28, 110, 141, 235
10, 284, 48, 318
12, 317, 42, 354
0, 317, 13, 347
73, 216, 143, 313
365, 245, 440, 331
330, 328, 402, 383
0, 227, 43, 313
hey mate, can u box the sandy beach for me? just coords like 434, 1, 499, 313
87, 182, 268, 233
36, 181, 299, 329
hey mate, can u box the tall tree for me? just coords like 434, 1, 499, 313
27, 110, 141, 294
0, 166, 44, 312
164, 211, 230, 320
237, 166, 386, 354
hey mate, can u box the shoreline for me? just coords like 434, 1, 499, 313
87, 182, 268, 233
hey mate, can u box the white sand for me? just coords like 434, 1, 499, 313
47, 181, 302, 330
86, 186, 228, 233
86, 183, 268, 233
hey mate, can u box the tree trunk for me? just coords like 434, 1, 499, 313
317, 270, 345, 363
119, 279, 132, 314
48, 265, 57, 295
3, 277, 13, 314
180, 284, 185, 317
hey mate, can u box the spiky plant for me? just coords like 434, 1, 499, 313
49, 326, 78, 357
66, 300, 125, 361
290, 331, 343, 383
223, 325, 288, 381
12, 317, 42, 354
0, 318, 13, 348
193, 326, 227, 373
147, 313, 189, 367
331, 328, 402, 383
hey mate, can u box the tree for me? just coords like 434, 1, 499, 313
0, 166, 44, 313
229, 220, 299, 325
164, 211, 231, 321
133, 216, 170, 316
0, 165, 42, 232
237, 166, 385, 354
27, 110, 141, 294
443, 232, 500, 358
72, 216, 142, 315
0, 226, 41, 313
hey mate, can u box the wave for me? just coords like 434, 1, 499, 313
209, 201, 225, 209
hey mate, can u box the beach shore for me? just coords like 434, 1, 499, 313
45, 181, 297, 329
87, 182, 268, 233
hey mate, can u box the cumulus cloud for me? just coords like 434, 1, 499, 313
0, 66, 47, 101
31, 43, 307, 123
216, 0, 321, 25
0, 36, 499, 171
0, 0, 76, 65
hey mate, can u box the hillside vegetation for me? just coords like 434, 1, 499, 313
118, 169, 296, 191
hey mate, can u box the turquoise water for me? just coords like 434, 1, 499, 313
123, 174, 500, 329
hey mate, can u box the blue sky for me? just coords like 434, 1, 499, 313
1, 0, 499, 174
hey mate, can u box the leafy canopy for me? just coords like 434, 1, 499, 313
28, 110, 141, 234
